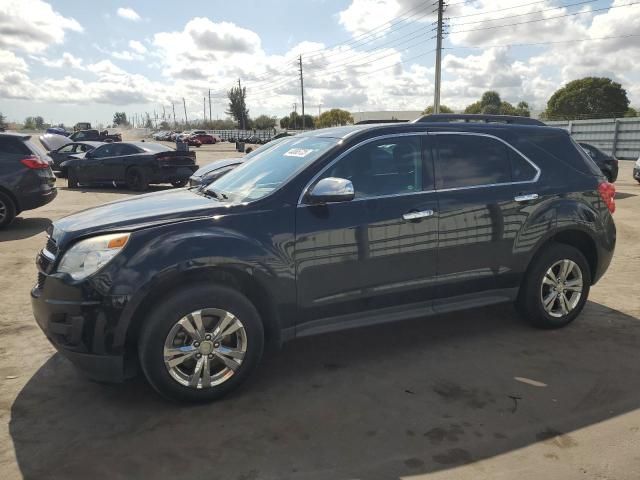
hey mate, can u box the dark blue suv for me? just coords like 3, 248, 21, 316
31, 115, 616, 402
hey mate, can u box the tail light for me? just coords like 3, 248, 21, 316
21, 155, 49, 169
156, 156, 172, 162
598, 181, 616, 214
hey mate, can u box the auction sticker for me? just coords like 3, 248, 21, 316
284, 148, 314, 157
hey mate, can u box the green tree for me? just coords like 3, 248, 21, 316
113, 112, 129, 126
316, 108, 353, 128
464, 91, 530, 116
24, 117, 36, 129
422, 105, 454, 114
0, 112, 6, 130
34, 116, 45, 129
159, 120, 171, 129
544, 77, 630, 120
280, 116, 289, 129
144, 113, 153, 129
226, 86, 249, 129
253, 114, 277, 130
625, 107, 638, 117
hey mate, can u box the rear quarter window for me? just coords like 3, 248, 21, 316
0, 137, 31, 156
523, 131, 602, 177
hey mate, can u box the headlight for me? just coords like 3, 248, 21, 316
57, 233, 130, 280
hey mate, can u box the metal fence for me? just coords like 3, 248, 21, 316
545, 117, 640, 160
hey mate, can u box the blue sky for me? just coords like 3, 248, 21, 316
1, 0, 638, 126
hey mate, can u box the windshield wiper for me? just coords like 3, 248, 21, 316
201, 188, 228, 200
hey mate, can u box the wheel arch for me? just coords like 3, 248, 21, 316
0, 185, 20, 214
122, 266, 282, 359
526, 228, 598, 285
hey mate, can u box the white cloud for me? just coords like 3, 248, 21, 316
129, 40, 147, 54
0, 0, 82, 53
116, 7, 141, 22
32, 52, 84, 69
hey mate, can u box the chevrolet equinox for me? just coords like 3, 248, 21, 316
32, 115, 616, 402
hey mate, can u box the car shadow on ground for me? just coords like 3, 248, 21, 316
9, 301, 640, 479
616, 192, 637, 200
0, 217, 50, 241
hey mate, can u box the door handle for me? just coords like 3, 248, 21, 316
402, 209, 434, 221
514, 193, 539, 202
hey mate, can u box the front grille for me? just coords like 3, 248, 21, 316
37, 272, 46, 289
45, 236, 58, 256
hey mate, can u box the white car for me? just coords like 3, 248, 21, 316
633, 156, 640, 183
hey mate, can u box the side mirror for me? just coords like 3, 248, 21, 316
307, 177, 355, 204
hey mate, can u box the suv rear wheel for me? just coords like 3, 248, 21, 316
517, 243, 591, 329
138, 284, 264, 402
0, 191, 16, 228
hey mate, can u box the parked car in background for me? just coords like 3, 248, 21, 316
190, 133, 216, 144
185, 137, 201, 148
62, 142, 198, 191
32, 119, 616, 402
69, 129, 122, 143
46, 127, 70, 136
0, 132, 57, 227
74, 122, 91, 131
189, 158, 243, 187
579, 142, 619, 183
48, 141, 104, 176
634, 156, 640, 183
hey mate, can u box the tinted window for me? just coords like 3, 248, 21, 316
0, 137, 30, 155
118, 145, 141, 155
320, 136, 423, 199
435, 134, 510, 189
58, 144, 75, 153
92, 144, 117, 158
510, 149, 537, 182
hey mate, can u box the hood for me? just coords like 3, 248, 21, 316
52, 188, 227, 246
40, 133, 71, 151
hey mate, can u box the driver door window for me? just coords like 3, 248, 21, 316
319, 136, 424, 199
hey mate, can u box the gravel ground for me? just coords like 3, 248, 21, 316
0, 146, 639, 480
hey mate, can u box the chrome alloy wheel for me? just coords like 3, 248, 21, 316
540, 259, 584, 318
0, 199, 6, 223
163, 309, 247, 388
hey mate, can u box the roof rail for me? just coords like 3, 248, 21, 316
355, 119, 409, 125
414, 114, 545, 126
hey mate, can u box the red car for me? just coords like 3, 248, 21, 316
190, 133, 216, 144
185, 137, 201, 147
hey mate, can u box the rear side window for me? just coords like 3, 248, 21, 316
0, 137, 30, 156
510, 149, 537, 182
434, 134, 511, 189
525, 132, 602, 177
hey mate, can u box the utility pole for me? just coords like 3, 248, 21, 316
172, 102, 176, 128
154, 110, 158, 129
299, 54, 305, 130
433, 0, 444, 114
318, 103, 323, 116
203, 97, 206, 124
208, 89, 212, 124
182, 97, 188, 127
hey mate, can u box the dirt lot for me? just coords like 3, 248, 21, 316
0, 146, 639, 480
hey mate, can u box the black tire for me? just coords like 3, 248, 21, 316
67, 168, 79, 188
138, 284, 264, 403
517, 243, 591, 329
171, 179, 188, 188
0, 191, 16, 228
126, 167, 148, 191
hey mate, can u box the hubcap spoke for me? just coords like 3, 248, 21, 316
559, 293, 570, 315
164, 346, 197, 367
543, 273, 558, 287
201, 355, 211, 387
543, 291, 557, 310
558, 260, 571, 282
213, 312, 242, 340
189, 356, 205, 387
216, 345, 245, 360
564, 279, 583, 291
215, 351, 240, 371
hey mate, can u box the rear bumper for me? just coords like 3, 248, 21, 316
17, 187, 57, 212
151, 165, 198, 183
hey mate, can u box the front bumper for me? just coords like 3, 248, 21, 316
31, 259, 129, 382
633, 166, 640, 181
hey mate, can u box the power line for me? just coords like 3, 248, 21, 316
448, 0, 581, 19
450, 0, 598, 26
444, 33, 640, 50
450, 1, 640, 33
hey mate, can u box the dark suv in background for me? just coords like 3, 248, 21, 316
579, 142, 618, 183
0, 132, 57, 228
31, 115, 616, 402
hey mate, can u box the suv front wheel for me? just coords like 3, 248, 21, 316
138, 284, 264, 402
517, 243, 591, 329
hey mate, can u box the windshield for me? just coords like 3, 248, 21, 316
206, 136, 338, 202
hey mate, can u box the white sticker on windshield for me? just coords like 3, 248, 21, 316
283, 148, 314, 157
